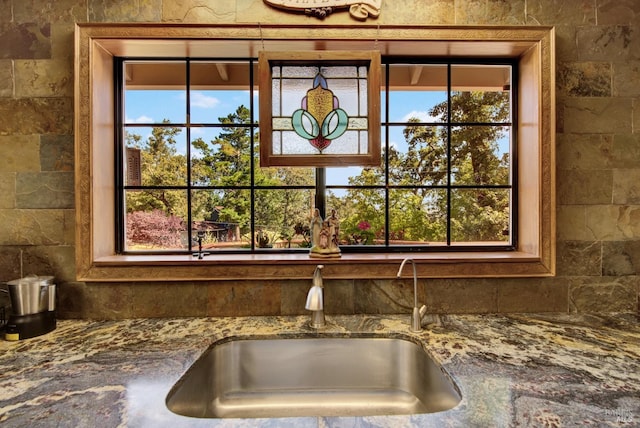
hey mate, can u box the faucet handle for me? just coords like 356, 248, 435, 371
418, 305, 427, 319
411, 305, 428, 332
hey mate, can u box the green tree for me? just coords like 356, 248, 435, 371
126, 121, 188, 218
436, 91, 510, 242
192, 105, 313, 241
339, 167, 385, 243
348, 90, 510, 244
259, 167, 314, 240
191, 106, 255, 233
125, 90, 510, 250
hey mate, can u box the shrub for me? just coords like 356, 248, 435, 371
126, 210, 185, 248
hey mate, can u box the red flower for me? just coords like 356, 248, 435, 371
357, 220, 371, 231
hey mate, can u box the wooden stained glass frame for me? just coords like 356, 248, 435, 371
259, 51, 381, 167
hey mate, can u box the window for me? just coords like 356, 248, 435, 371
119, 58, 515, 254
75, 24, 555, 281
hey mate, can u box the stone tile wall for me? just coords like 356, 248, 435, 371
1, 0, 639, 319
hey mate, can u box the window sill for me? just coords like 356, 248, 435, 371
81, 251, 552, 282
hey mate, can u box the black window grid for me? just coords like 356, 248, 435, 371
115, 57, 517, 255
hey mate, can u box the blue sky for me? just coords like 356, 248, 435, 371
125, 88, 509, 187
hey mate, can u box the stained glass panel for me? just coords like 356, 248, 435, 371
259, 51, 381, 167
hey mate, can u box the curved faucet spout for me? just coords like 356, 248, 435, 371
312, 265, 324, 288
396, 258, 427, 332
397, 258, 418, 309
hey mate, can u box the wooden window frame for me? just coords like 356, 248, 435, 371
74, 23, 555, 281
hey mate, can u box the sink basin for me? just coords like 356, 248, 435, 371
166, 336, 461, 418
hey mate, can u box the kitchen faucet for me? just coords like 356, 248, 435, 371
396, 258, 427, 332
305, 265, 325, 328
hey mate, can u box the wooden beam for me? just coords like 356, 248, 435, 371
216, 63, 229, 81
410, 65, 422, 85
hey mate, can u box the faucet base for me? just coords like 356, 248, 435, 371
410, 314, 422, 332
309, 311, 326, 329
410, 305, 428, 332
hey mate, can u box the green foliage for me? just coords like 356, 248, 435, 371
191, 106, 254, 231
126, 120, 188, 219
387, 91, 511, 243
125, 91, 511, 249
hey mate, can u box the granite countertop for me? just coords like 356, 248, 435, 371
0, 313, 638, 427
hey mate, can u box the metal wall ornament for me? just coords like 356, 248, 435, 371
263, 0, 381, 21
258, 51, 381, 167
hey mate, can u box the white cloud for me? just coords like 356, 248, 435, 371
191, 92, 220, 109
126, 115, 154, 124
400, 110, 436, 123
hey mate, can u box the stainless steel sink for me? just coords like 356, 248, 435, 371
166, 336, 461, 418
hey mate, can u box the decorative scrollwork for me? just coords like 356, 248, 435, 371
263, 1, 381, 21
349, 3, 381, 20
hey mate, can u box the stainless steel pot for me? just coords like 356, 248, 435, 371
6, 276, 55, 316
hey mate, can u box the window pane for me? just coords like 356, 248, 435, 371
254, 189, 315, 248
387, 64, 447, 123
326, 166, 382, 186
388, 189, 447, 245
193, 188, 252, 250
388, 125, 448, 186
450, 65, 511, 123
450, 125, 511, 186
125, 190, 188, 251
339, 188, 385, 246
124, 126, 187, 186
450, 188, 510, 244
380, 89, 387, 121
191, 126, 253, 187
191, 189, 246, 250
190, 61, 252, 124
124, 61, 186, 124
191, 127, 220, 186
259, 167, 315, 187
